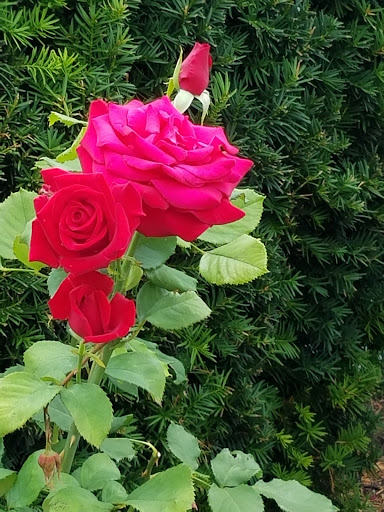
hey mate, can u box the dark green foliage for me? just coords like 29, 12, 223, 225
1, 0, 384, 510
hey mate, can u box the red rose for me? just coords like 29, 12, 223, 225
77, 97, 253, 241
179, 42, 212, 95
49, 271, 135, 343
30, 168, 143, 273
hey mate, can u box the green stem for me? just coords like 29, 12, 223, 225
142, 449, 160, 480
192, 474, 211, 490
128, 439, 160, 480
61, 422, 80, 474
127, 319, 146, 342
61, 343, 114, 473
88, 343, 113, 384
190, 243, 205, 254
113, 231, 142, 294
76, 342, 85, 384
0, 264, 47, 278
126, 231, 141, 258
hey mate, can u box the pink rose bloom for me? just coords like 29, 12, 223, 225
77, 97, 253, 241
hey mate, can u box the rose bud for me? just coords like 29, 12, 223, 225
48, 271, 136, 344
38, 450, 61, 486
179, 42, 212, 96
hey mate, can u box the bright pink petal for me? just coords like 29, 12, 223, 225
151, 179, 222, 210
193, 199, 245, 225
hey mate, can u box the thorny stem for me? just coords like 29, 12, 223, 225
60, 343, 104, 387
60, 233, 143, 474
76, 342, 85, 384
43, 406, 52, 451
61, 343, 114, 473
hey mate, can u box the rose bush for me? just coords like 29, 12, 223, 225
77, 96, 253, 241
179, 42, 212, 95
30, 168, 143, 273
48, 271, 136, 343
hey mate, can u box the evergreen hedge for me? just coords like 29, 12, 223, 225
1, 0, 384, 509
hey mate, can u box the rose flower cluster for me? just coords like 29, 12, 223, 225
30, 43, 253, 344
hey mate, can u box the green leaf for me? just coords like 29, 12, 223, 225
176, 237, 191, 249
131, 339, 186, 385
0, 189, 37, 259
61, 383, 113, 447
13, 236, 45, 271
167, 423, 200, 470
24, 340, 78, 381
105, 352, 166, 403
137, 283, 211, 329
36, 157, 82, 172
211, 449, 262, 487
79, 453, 120, 491
100, 438, 136, 462
172, 46, 183, 89
0, 469, 16, 497
0, 365, 24, 378
110, 415, 134, 434
0, 438, 4, 466
108, 377, 139, 397
56, 127, 87, 163
199, 235, 268, 285
254, 479, 339, 512
48, 111, 86, 127
50, 472, 80, 492
125, 464, 194, 512
6, 451, 45, 509
199, 189, 265, 245
43, 486, 112, 512
101, 481, 127, 503
47, 395, 73, 432
47, 268, 68, 297
125, 263, 144, 290
208, 484, 264, 512
146, 265, 197, 292
0, 372, 61, 437
134, 235, 177, 269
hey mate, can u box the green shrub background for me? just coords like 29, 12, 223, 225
1, 0, 384, 510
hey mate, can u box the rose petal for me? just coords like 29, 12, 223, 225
193, 198, 245, 225
68, 287, 93, 339
151, 179, 222, 210
80, 289, 111, 336
49, 272, 114, 320
108, 293, 136, 337
138, 206, 209, 241
29, 218, 59, 268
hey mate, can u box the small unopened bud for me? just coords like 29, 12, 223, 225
192, 502, 198, 510
38, 450, 61, 487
